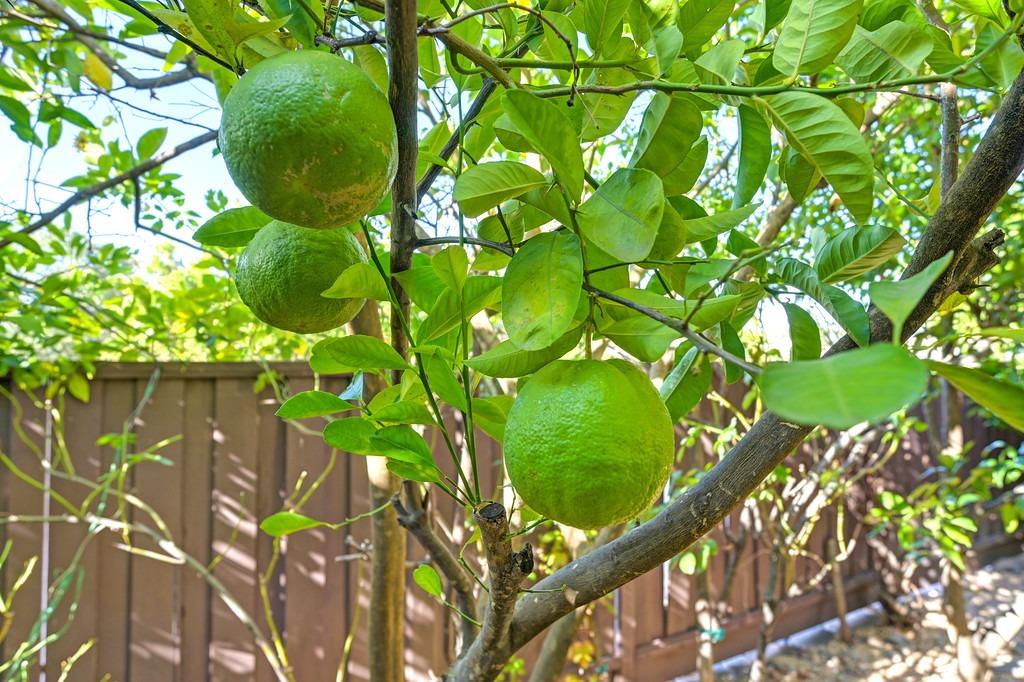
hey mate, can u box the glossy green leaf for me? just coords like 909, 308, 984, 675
368, 425, 435, 466
776, 258, 870, 346
417, 276, 502, 342
371, 400, 436, 425
757, 92, 875, 223
576, 168, 665, 261
927, 362, 1024, 431
453, 162, 547, 217
136, 127, 168, 160
322, 262, 390, 301
836, 21, 932, 83
421, 352, 468, 412
734, 105, 772, 207
660, 347, 713, 421
815, 226, 906, 282
760, 344, 928, 428
782, 303, 821, 360
466, 325, 582, 378
502, 90, 584, 200
677, 0, 735, 54
193, 207, 273, 247
681, 203, 758, 243
630, 94, 704, 195
314, 335, 410, 371
502, 232, 583, 350
773, 0, 864, 76
322, 418, 380, 455
431, 247, 469, 292
259, 511, 325, 537
277, 391, 356, 419
869, 251, 953, 341
413, 563, 444, 598
583, 0, 629, 55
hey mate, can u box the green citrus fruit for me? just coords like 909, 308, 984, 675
218, 50, 397, 229
503, 359, 675, 529
235, 221, 367, 333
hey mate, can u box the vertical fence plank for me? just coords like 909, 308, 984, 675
44, 386, 105, 681
210, 377, 262, 680
129, 378, 186, 681
95, 379, 137, 681
2, 387, 47, 673
180, 378, 215, 682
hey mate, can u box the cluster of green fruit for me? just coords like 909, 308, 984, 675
219, 50, 398, 334
217, 50, 676, 531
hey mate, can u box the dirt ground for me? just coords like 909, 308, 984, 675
719, 553, 1024, 681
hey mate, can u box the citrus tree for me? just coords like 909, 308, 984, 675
3, 0, 1024, 678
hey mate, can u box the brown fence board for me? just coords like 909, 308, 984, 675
180, 377, 215, 682
95, 378, 136, 681
210, 377, 262, 680
45, 388, 104, 681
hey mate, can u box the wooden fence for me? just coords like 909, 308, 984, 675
0, 362, 1019, 681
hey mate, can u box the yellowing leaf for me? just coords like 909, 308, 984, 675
83, 53, 113, 91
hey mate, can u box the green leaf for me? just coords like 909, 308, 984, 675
371, 400, 436, 425
432, 247, 469, 292
600, 315, 678, 362
694, 39, 745, 83
259, 511, 326, 537
502, 90, 584, 200
583, 0, 629, 56
387, 458, 442, 483
421, 352, 468, 411
720, 321, 745, 382
677, 0, 735, 54
815, 226, 906, 282
417, 276, 502, 342
413, 564, 444, 597
836, 22, 932, 83
681, 203, 758, 243
927, 362, 1024, 431
193, 207, 272, 247
756, 92, 874, 223
368, 425, 435, 466
136, 127, 168, 160
67, 374, 90, 403
466, 325, 583, 378
776, 258, 870, 346
869, 251, 953, 341
782, 303, 821, 360
678, 551, 698, 574
734, 105, 772, 208
773, 0, 864, 76
453, 162, 547, 217
630, 94, 704, 195
759, 344, 928, 429
661, 347, 712, 421
276, 391, 356, 419
322, 418, 380, 455
502, 232, 583, 350
951, 0, 1007, 23
975, 327, 1024, 342
322, 262, 390, 301
314, 335, 411, 371
576, 168, 665, 262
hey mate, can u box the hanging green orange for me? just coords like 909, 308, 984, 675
219, 50, 397, 229
503, 359, 676, 529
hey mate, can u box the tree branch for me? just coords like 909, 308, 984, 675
415, 236, 514, 256
475, 66, 1024, 673
394, 492, 479, 650
0, 129, 218, 250
585, 285, 762, 375
449, 503, 532, 679
31, 0, 211, 87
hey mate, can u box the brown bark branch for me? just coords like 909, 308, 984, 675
394, 491, 479, 650
31, 0, 210, 87
0, 129, 218, 250
448, 503, 532, 680
489, 67, 1024, 670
